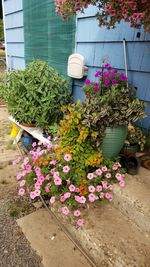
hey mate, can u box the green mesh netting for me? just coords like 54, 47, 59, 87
23, 0, 75, 77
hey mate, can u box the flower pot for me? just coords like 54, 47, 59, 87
121, 143, 139, 156
101, 125, 127, 160
21, 123, 36, 127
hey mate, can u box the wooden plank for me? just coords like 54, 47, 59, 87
4, 0, 23, 15
7, 56, 25, 70
6, 28, 24, 43
5, 11, 23, 29
77, 17, 150, 42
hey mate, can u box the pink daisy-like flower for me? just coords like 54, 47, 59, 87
88, 193, 96, 203
87, 173, 94, 180
102, 166, 108, 172
18, 188, 25, 196
64, 154, 72, 161
20, 180, 26, 187
96, 169, 102, 176
105, 192, 113, 201
76, 219, 84, 227
60, 195, 65, 203
64, 192, 71, 199
69, 184, 76, 192
74, 210, 81, 217
50, 168, 56, 174
26, 164, 32, 171
36, 180, 43, 186
88, 185, 95, 193
115, 173, 122, 181
112, 165, 118, 171
63, 166, 70, 173
34, 189, 41, 197
50, 196, 55, 204
34, 167, 41, 173
54, 177, 62, 185
30, 191, 36, 199
62, 206, 69, 215
45, 183, 51, 193
96, 185, 102, 192
80, 196, 86, 204
32, 142, 37, 147
106, 172, 111, 179
39, 175, 45, 182
53, 171, 60, 178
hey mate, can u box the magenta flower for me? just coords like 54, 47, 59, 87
62, 206, 69, 215
119, 74, 127, 81
32, 142, 37, 147
76, 219, 84, 227
18, 188, 25, 196
74, 210, 81, 217
85, 79, 91, 85
88, 193, 96, 202
112, 79, 117, 85
95, 71, 102, 77
20, 180, 26, 187
50, 196, 56, 204
69, 184, 76, 192
64, 154, 72, 161
63, 166, 70, 173
88, 185, 95, 193
26, 164, 32, 171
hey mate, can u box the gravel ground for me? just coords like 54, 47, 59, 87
0, 108, 43, 267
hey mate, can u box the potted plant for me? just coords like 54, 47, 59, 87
122, 124, 146, 155
82, 64, 146, 159
1, 60, 72, 131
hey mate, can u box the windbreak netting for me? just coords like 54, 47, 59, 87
23, 0, 75, 76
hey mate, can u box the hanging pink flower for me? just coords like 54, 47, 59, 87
50, 196, 56, 204
88, 193, 96, 202
88, 185, 95, 193
69, 184, 76, 192
76, 219, 84, 227
18, 188, 25, 196
74, 210, 81, 217
20, 180, 26, 187
62, 206, 69, 215
54, 177, 62, 185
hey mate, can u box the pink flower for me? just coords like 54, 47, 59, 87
32, 142, 37, 147
35, 184, 41, 190
45, 183, 51, 192
74, 210, 81, 217
85, 79, 91, 85
119, 180, 125, 187
50, 168, 56, 174
64, 192, 71, 199
54, 177, 62, 185
104, 4, 111, 11
20, 180, 26, 187
26, 164, 32, 171
105, 192, 113, 201
69, 184, 76, 192
30, 191, 36, 199
88, 185, 95, 193
108, 184, 113, 190
62, 206, 69, 215
12, 160, 17, 166
45, 174, 50, 180
34, 167, 41, 173
106, 172, 111, 179
60, 195, 65, 203
53, 171, 60, 178
66, 179, 71, 185
17, 173, 22, 181
18, 188, 25, 196
96, 185, 102, 192
99, 192, 104, 198
76, 219, 84, 227
102, 181, 108, 189
39, 175, 44, 182
64, 154, 72, 161
63, 166, 70, 173
102, 166, 108, 172
16, 157, 22, 162
87, 173, 94, 180
50, 196, 55, 204
112, 165, 118, 171
88, 193, 96, 203
80, 196, 86, 204
34, 189, 41, 197
75, 187, 80, 193
36, 180, 43, 186
22, 170, 27, 177
50, 160, 57, 165
24, 157, 29, 165
115, 173, 122, 181
96, 169, 102, 176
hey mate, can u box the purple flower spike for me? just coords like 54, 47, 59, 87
85, 79, 91, 85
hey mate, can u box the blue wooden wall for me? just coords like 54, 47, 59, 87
73, 6, 150, 130
3, 0, 25, 70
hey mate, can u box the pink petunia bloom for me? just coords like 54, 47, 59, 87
96, 169, 102, 176
85, 79, 91, 85
53, 171, 60, 178
45, 183, 51, 193
34, 167, 41, 173
54, 177, 62, 185
36, 180, 43, 186
21, 163, 25, 169
63, 166, 70, 173
34, 189, 41, 197
17, 173, 23, 181
32, 142, 37, 147
96, 185, 103, 192
108, 184, 113, 190
39, 175, 45, 182
45, 174, 50, 180
76, 219, 84, 227
26, 164, 32, 171
64, 192, 71, 199
88, 193, 96, 203
87, 173, 95, 180
18, 188, 25, 196
24, 157, 29, 165
102, 181, 108, 189
112, 165, 118, 171
20, 180, 26, 187
105, 192, 113, 201
50, 160, 57, 165
64, 154, 72, 161
88, 185, 95, 193
106, 172, 111, 179
12, 160, 17, 166
119, 180, 125, 188
62, 206, 69, 215
30, 191, 36, 199
102, 166, 108, 172
60, 195, 65, 203
104, 4, 111, 11
74, 210, 81, 217
115, 173, 122, 181
50, 196, 55, 204
75, 187, 80, 193
50, 168, 56, 174
66, 179, 71, 185
69, 184, 76, 192
99, 192, 104, 198
35, 184, 41, 190
80, 196, 86, 204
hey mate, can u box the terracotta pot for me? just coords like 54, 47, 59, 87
21, 123, 36, 127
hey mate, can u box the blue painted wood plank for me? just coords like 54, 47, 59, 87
6, 28, 24, 42
7, 55, 25, 70
4, 0, 23, 15
5, 11, 24, 29
77, 17, 150, 42
7, 43, 24, 57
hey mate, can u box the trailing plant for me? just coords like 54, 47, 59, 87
1, 59, 72, 130
55, 0, 150, 33
14, 141, 126, 227
125, 124, 146, 151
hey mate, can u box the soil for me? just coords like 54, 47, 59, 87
0, 108, 43, 267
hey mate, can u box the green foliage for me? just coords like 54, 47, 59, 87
1, 60, 72, 130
